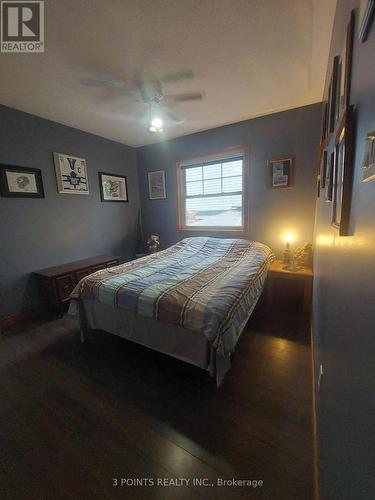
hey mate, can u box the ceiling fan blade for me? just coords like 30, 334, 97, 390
172, 92, 203, 102
80, 71, 135, 89
159, 70, 194, 83
96, 74, 127, 87
166, 111, 182, 123
80, 77, 107, 88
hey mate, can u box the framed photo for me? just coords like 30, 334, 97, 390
332, 106, 354, 235
332, 136, 345, 228
148, 170, 167, 199
326, 151, 335, 202
362, 130, 375, 182
320, 102, 329, 144
320, 150, 328, 189
53, 152, 89, 194
359, 0, 375, 42
99, 172, 128, 202
337, 11, 354, 122
328, 56, 339, 133
0, 165, 44, 198
269, 157, 293, 188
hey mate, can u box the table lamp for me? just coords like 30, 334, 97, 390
283, 234, 293, 266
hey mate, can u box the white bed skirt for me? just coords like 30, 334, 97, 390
70, 299, 232, 386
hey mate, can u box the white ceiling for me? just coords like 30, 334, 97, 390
0, 0, 337, 147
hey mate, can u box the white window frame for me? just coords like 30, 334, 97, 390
175, 145, 249, 233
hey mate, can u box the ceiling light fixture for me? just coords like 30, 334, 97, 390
148, 100, 164, 133
149, 117, 163, 133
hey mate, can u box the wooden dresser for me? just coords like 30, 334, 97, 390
34, 255, 120, 312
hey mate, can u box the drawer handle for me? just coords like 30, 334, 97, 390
63, 284, 71, 293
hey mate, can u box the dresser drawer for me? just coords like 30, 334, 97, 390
34, 255, 119, 311
75, 268, 93, 282
106, 260, 119, 268
91, 264, 106, 272
56, 274, 75, 302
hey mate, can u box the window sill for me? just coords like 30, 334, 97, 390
177, 227, 248, 234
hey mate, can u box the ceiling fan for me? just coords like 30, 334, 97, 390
80, 70, 203, 132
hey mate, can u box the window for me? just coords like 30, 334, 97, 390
176, 147, 248, 231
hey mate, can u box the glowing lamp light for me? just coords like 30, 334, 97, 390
151, 117, 163, 128
283, 233, 295, 246
281, 231, 296, 266
149, 117, 163, 133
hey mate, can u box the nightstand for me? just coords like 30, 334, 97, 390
266, 260, 313, 315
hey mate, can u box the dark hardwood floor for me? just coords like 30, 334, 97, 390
0, 301, 312, 500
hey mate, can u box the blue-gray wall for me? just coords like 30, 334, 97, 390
0, 105, 139, 319
0, 103, 322, 320
137, 103, 321, 257
313, 1, 375, 498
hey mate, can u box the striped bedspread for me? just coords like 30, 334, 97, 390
71, 237, 274, 357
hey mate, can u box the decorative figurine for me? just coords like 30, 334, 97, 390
147, 234, 160, 253
293, 243, 313, 269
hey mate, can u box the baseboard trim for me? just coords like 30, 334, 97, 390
310, 322, 319, 500
0, 307, 47, 329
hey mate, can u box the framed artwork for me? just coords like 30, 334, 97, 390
320, 150, 328, 189
328, 56, 339, 133
362, 130, 375, 182
337, 11, 355, 122
359, 0, 375, 42
148, 170, 167, 199
320, 102, 329, 144
0, 165, 44, 198
326, 151, 335, 202
327, 80, 333, 136
268, 157, 293, 188
332, 136, 345, 228
332, 106, 354, 235
53, 152, 89, 194
335, 60, 342, 125
98, 172, 128, 202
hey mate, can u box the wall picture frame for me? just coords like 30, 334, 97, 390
359, 0, 375, 42
53, 152, 89, 195
328, 56, 339, 133
98, 172, 128, 202
337, 11, 355, 123
0, 164, 45, 198
320, 102, 329, 144
148, 170, 167, 200
326, 151, 335, 202
331, 106, 354, 235
362, 130, 375, 182
268, 157, 293, 188
320, 150, 328, 189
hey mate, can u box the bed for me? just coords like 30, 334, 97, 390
70, 237, 274, 386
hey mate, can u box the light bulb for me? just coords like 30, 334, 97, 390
283, 233, 294, 245
151, 117, 163, 129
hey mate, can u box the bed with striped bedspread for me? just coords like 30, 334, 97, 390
71, 237, 274, 380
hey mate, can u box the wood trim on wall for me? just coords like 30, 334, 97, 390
311, 323, 320, 500
175, 145, 250, 234
0, 306, 47, 329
